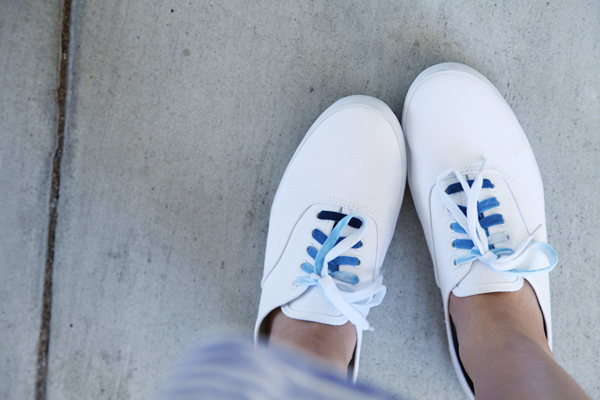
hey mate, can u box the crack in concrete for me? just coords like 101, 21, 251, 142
35, 0, 72, 399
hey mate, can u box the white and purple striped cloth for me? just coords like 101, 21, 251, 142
160, 337, 402, 400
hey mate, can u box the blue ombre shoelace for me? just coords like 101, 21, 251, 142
293, 211, 386, 331
436, 159, 557, 276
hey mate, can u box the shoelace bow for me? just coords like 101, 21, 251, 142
436, 159, 557, 276
293, 211, 386, 331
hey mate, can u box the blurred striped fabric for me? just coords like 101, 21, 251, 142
159, 337, 402, 400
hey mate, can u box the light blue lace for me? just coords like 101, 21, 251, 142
293, 214, 386, 331
436, 160, 558, 276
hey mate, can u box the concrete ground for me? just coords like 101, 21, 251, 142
2, 0, 599, 399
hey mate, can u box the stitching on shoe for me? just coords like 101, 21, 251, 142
300, 196, 380, 218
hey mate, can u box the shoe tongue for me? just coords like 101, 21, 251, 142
452, 260, 524, 297
281, 286, 348, 325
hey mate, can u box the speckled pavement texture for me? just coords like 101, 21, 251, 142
2, 1, 599, 399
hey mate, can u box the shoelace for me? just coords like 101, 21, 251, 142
293, 211, 386, 331
436, 159, 557, 276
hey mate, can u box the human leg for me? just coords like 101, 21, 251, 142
403, 62, 589, 399
268, 307, 356, 374
450, 283, 590, 400
254, 95, 406, 380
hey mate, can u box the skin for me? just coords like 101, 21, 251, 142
268, 281, 591, 399
449, 281, 591, 400
268, 308, 356, 375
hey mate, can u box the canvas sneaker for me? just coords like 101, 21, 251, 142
402, 62, 558, 399
255, 95, 407, 381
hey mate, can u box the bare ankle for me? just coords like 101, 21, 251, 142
268, 308, 357, 374
448, 282, 580, 399
449, 281, 550, 358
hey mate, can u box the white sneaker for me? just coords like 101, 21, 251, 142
255, 95, 407, 380
402, 63, 558, 399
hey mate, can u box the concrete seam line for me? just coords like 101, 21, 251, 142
35, 0, 72, 399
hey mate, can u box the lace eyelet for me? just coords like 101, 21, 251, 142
488, 180, 497, 191
356, 259, 361, 267
448, 221, 456, 232
452, 258, 459, 268
445, 207, 451, 215
450, 240, 458, 251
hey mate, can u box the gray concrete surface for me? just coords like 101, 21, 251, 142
2, 0, 599, 399
0, 1, 61, 398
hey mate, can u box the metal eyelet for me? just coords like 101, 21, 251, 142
448, 221, 456, 232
